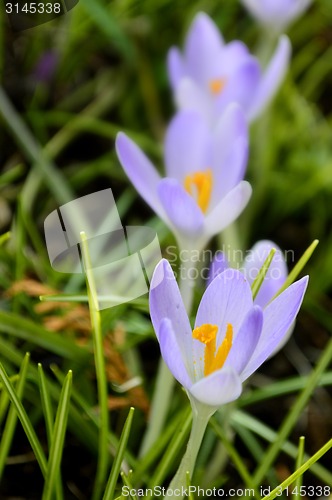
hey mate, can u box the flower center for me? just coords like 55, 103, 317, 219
192, 323, 233, 377
184, 169, 213, 213
209, 78, 226, 95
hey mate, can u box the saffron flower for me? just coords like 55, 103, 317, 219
150, 259, 308, 407
116, 105, 251, 251
240, 0, 312, 32
208, 240, 288, 308
167, 12, 291, 124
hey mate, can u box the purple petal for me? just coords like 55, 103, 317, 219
158, 178, 205, 235
175, 78, 212, 124
218, 41, 251, 75
248, 36, 291, 121
243, 240, 288, 309
184, 12, 224, 85
189, 367, 242, 406
164, 111, 210, 181
216, 58, 261, 116
115, 133, 164, 219
241, 276, 309, 381
158, 318, 192, 388
241, 0, 312, 30
193, 268, 253, 379
225, 306, 263, 377
149, 259, 194, 376
205, 181, 252, 237
207, 252, 230, 287
167, 47, 186, 91
211, 104, 248, 203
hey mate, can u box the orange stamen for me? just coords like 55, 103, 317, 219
193, 323, 233, 377
209, 78, 226, 95
184, 169, 213, 213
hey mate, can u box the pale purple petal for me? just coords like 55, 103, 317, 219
210, 103, 248, 204
218, 41, 251, 75
115, 133, 164, 219
247, 36, 291, 122
158, 318, 192, 388
241, 0, 312, 30
158, 178, 204, 235
149, 259, 194, 378
175, 78, 212, 124
207, 252, 230, 287
216, 59, 261, 116
243, 240, 288, 309
189, 367, 242, 406
205, 181, 252, 237
225, 306, 263, 377
184, 12, 224, 85
193, 268, 253, 379
241, 276, 309, 381
167, 47, 186, 91
164, 111, 210, 181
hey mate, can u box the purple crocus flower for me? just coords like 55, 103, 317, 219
116, 105, 251, 250
208, 240, 288, 308
241, 0, 312, 32
150, 259, 308, 407
167, 12, 291, 124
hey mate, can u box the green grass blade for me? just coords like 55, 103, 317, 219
261, 436, 332, 500
0, 362, 48, 477
38, 364, 64, 500
0, 353, 30, 479
80, 232, 110, 499
272, 239, 319, 299
42, 370, 72, 500
252, 336, 332, 486
294, 437, 305, 500
251, 248, 276, 300
0, 231, 11, 246
102, 407, 135, 500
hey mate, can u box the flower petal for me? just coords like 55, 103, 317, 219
225, 306, 263, 377
241, 276, 309, 381
207, 252, 230, 287
164, 111, 210, 181
184, 12, 224, 85
211, 104, 249, 204
205, 181, 252, 237
215, 58, 261, 117
158, 318, 192, 388
193, 268, 253, 379
115, 133, 164, 219
247, 35, 291, 122
167, 47, 186, 91
158, 178, 205, 235
243, 240, 288, 308
175, 78, 212, 125
189, 367, 242, 406
149, 259, 194, 377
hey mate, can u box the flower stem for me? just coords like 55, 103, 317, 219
166, 402, 215, 498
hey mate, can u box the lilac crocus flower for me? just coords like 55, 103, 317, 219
208, 240, 288, 308
240, 0, 312, 32
167, 12, 291, 124
150, 259, 308, 407
116, 105, 251, 251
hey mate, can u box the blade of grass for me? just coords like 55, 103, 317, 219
80, 232, 110, 500
294, 437, 305, 499
262, 436, 332, 500
0, 362, 48, 477
251, 248, 276, 300
252, 336, 332, 486
42, 371, 72, 500
0, 231, 11, 246
38, 364, 64, 500
102, 407, 135, 500
0, 353, 30, 479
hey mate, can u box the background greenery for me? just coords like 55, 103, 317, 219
1, 0, 332, 498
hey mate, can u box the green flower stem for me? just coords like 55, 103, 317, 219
80, 232, 109, 500
166, 402, 215, 498
140, 252, 197, 457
